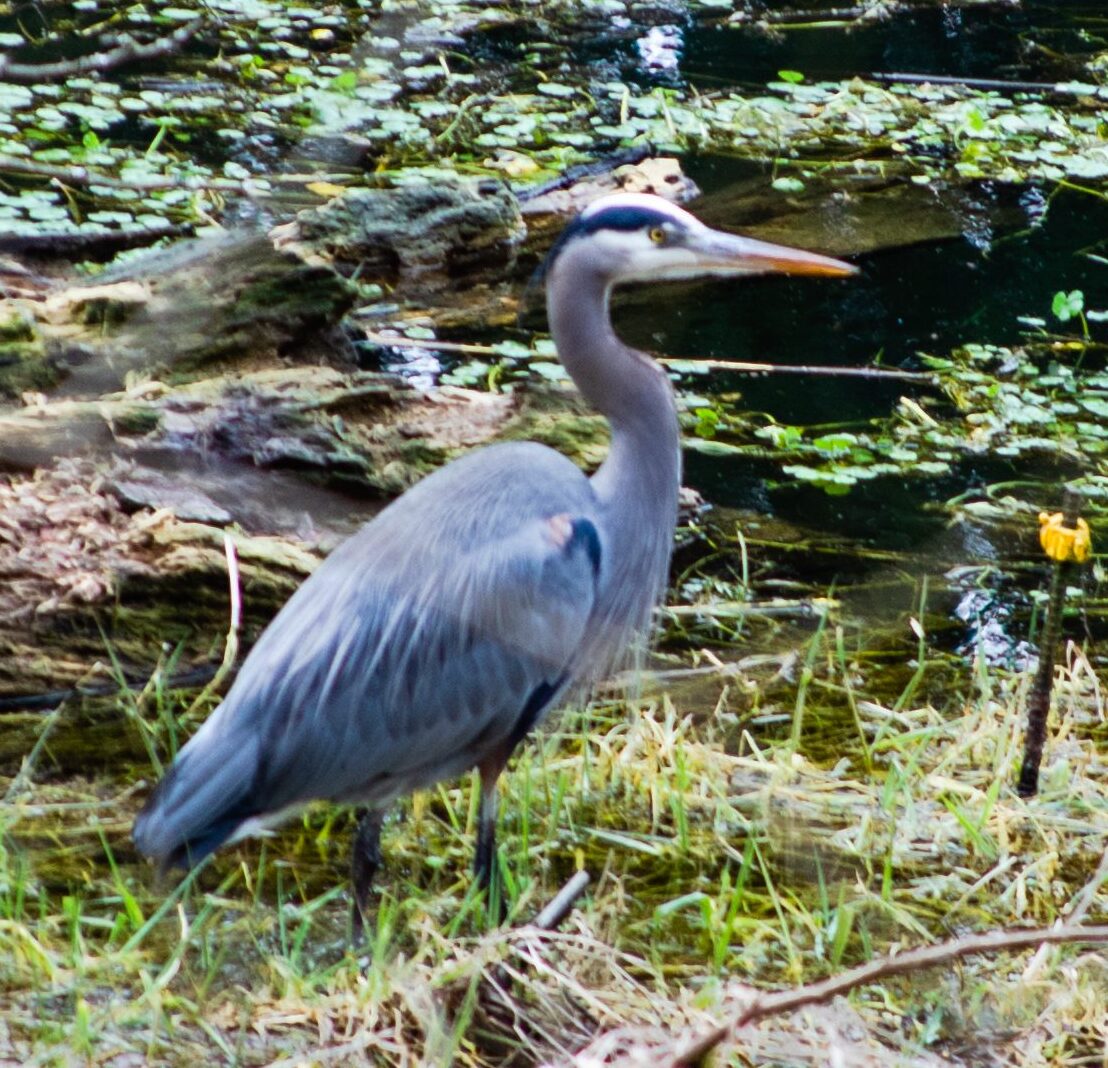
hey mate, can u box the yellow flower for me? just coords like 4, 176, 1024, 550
1037, 511, 1092, 563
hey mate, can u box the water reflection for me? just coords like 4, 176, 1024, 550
636, 24, 683, 78
951, 580, 1036, 671
683, 2, 1102, 88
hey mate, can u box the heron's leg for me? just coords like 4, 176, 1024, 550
350, 807, 385, 945
474, 757, 509, 922
474, 763, 500, 889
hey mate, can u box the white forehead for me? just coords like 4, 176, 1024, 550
580, 192, 700, 226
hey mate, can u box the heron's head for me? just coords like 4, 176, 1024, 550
542, 192, 856, 286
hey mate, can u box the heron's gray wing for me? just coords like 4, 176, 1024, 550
134, 443, 602, 866
249, 503, 602, 799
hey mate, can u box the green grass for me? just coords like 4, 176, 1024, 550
0, 619, 1106, 1066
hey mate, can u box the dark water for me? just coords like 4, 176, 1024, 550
610, 166, 1108, 659
616, 181, 1108, 424
683, 2, 1107, 88
471, 1, 1105, 94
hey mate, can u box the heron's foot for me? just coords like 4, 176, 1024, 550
350, 808, 385, 947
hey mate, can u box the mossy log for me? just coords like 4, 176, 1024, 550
0, 177, 524, 400
0, 307, 57, 396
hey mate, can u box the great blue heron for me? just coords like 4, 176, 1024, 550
133, 192, 855, 931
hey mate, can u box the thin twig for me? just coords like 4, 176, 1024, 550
729, 5, 881, 26
659, 357, 934, 383
479, 872, 591, 1016
0, 153, 255, 194
531, 871, 590, 931
871, 71, 1080, 95
763, 6, 869, 23
0, 665, 220, 714
672, 925, 1108, 1067
1023, 845, 1108, 981
359, 330, 512, 357
0, 20, 206, 83
361, 331, 935, 383
664, 598, 835, 620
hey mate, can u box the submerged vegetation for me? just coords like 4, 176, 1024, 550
1, 0, 1106, 1064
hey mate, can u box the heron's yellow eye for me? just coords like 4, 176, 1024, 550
648, 226, 667, 245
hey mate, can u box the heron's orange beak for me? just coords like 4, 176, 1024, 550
691, 229, 857, 278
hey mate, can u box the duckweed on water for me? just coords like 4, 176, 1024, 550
678, 324, 1108, 519
2, 1, 1107, 244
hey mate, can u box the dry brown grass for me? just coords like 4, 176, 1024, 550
0, 633, 1105, 1066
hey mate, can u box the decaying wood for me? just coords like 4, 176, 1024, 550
0, 371, 607, 706
0, 172, 611, 705
520, 155, 698, 235
272, 177, 524, 292
0, 158, 674, 709
0, 220, 195, 257
0, 154, 249, 195
0, 177, 529, 399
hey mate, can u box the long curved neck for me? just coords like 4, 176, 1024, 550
546, 253, 681, 499
546, 248, 682, 661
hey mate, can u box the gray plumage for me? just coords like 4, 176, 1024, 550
133, 193, 854, 916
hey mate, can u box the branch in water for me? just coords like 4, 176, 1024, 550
360, 331, 937, 384
0, 20, 206, 84
872, 71, 1072, 95
0, 153, 252, 194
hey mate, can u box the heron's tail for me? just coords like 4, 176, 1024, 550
133, 716, 259, 871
